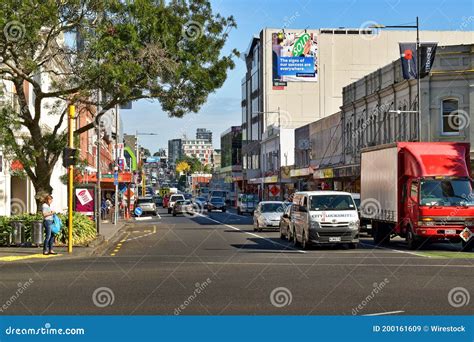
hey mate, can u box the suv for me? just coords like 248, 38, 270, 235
136, 197, 157, 216
168, 194, 185, 213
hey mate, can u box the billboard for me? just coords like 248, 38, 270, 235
272, 31, 318, 85
75, 188, 95, 218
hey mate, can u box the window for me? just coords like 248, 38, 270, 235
410, 180, 419, 200
441, 99, 460, 135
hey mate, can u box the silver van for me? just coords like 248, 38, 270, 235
292, 191, 359, 249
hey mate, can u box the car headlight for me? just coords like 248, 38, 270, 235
348, 220, 359, 229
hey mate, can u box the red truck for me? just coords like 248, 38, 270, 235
360, 142, 474, 251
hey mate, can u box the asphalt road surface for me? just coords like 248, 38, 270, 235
1, 208, 473, 315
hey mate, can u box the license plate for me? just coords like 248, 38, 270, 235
329, 237, 341, 242
445, 229, 456, 235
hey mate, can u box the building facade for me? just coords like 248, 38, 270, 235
295, 43, 474, 193
219, 126, 243, 203
241, 28, 474, 194
182, 138, 214, 165
168, 138, 182, 168
196, 128, 212, 143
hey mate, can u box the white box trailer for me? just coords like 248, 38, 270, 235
360, 145, 399, 223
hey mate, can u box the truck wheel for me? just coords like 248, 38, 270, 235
406, 230, 419, 250
168, 208, 171, 214
461, 239, 473, 252
373, 222, 390, 245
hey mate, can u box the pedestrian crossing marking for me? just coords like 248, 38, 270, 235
0, 254, 62, 262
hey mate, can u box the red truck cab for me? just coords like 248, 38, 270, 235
361, 142, 474, 251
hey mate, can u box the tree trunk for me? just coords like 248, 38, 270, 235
32, 170, 54, 213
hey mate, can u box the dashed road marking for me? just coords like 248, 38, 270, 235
364, 310, 405, 316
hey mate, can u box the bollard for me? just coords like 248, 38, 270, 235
31, 220, 44, 246
10, 221, 25, 246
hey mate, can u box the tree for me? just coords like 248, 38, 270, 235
0, 0, 237, 208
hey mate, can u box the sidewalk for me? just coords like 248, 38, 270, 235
0, 219, 128, 262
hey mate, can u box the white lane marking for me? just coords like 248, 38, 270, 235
135, 216, 153, 221
196, 213, 306, 254
359, 242, 430, 258
159, 261, 474, 268
364, 310, 405, 316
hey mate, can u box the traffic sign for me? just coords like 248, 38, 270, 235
134, 207, 143, 216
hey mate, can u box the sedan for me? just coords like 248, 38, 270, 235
207, 197, 226, 212
173, 200, 195, 216
253, 201, 285, 232
279, 203, 293, 241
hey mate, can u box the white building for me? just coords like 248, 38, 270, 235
182, 139, 214, 165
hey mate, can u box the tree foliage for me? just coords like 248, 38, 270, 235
0, 0, 237, 204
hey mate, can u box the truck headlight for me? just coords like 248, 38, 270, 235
348, 220, 359, 229
310, 221, 320, 229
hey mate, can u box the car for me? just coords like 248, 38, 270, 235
207, 197, 226, 212
253, 201, 285, 232
279, 203, 293, 241
136, 197, 157, 216
153, 195, 163, 207
173, 200, 195, 216
193, 196, 207, 209
183, 193, 192, 200
168, 194, 185, 213
292, 191, 359, 249
237, 194, 258, 215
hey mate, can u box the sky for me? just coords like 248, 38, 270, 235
121, 0, 473, 152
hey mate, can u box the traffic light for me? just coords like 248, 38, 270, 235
62, 147, 78, 167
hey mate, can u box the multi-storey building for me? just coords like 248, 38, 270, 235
196, 128, 212, 143
182, 138, 214, 165
293, 43, 474, 193
219, 126, 242, 202
241, 27, 473, 194
168, 138, 182, 168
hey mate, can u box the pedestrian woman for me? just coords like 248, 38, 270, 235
42, 195, 57, 255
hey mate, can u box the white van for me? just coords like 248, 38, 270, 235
292, 191, 359, 249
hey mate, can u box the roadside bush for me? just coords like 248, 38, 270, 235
0, 212, 97, 246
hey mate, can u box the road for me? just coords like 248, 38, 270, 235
0, 208, 473, 315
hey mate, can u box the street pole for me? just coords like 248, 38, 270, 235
114, 104, 119, 225
416, 16, 421, 141
67, 105, 75, 254
96, 120, 101, 234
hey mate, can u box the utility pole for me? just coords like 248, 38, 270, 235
67, 105, 75, 254
114, 104, 119, 225
415, 16, 421, 141
95, 91, 102, 234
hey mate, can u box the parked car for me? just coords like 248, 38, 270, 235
153, 195, 163, 207
253, 201, 285, 232
207, 197, 226, 212
237, 193, 258, 215
292, 191, 359, 249
279, 203, 293, 240
136, 196, 158, 216
168, 194, 185, 213
173, 200, 195, 216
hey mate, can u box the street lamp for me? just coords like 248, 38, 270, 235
369, 17, 421, 141
135, 131, 157, 196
